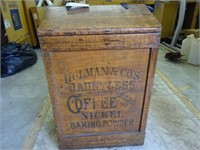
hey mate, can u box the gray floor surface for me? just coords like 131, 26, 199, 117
157, 46, 200, 111
0, 47, 200, 150
0, 50, 48, 150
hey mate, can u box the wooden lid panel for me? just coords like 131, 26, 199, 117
38, 5, 161, 36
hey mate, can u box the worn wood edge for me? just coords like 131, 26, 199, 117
37, 28, 161, 37
39, 33, 161, 52
156, 69, 200, 120
21, 96, 50, 150
41, 52, 64, 140
62, 130, 145, 138
40, 44, 160, 52
139, 48, 158, 131
58, 132, 145, 149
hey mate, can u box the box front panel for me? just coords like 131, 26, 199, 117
49, 49, 149, 136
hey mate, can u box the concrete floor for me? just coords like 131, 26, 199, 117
0, 47, 200, 150
157, 46, 200, 113
0, 50, 48, 150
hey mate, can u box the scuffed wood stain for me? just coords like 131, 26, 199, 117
38, 5, 161, 149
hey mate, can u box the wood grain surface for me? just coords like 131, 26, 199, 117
39, 5, 161, 149
38, 5, 161, 36
39, 33, 160, 51
48, 49, 149, 135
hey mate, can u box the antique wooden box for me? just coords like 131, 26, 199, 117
38, 5, 161, 149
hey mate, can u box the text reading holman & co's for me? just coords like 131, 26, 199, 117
62, 66, 142, 130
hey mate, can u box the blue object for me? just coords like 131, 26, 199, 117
10, 9, 22, 31
1, 42, 37, 78
147, 6, 154, 12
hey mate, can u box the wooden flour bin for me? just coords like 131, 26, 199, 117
38, 5, 161, 149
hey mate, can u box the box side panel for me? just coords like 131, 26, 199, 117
49, 49, 149, 135
0, 0, 31, 43
42, 48, 150, 148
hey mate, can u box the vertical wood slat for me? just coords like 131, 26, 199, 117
41, 52, 63, 140
139, 48, 159, 132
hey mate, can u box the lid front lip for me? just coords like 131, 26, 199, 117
37, 27, 162, 37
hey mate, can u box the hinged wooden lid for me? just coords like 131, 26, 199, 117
38, 5, 161, 36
